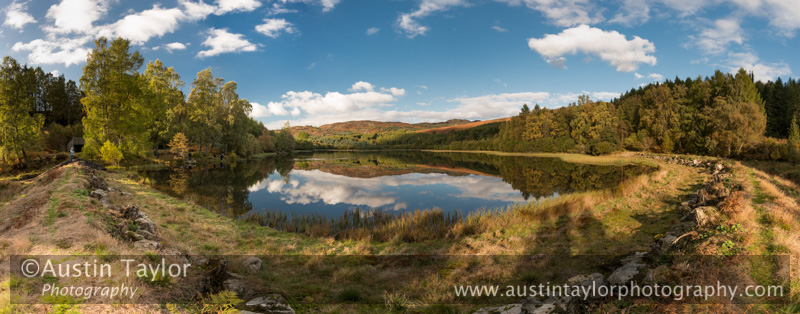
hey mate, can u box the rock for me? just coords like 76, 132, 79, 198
223, 279, 247, 295
522, 295, 575, 313
244, 295, 295, 314
474, 304, 524, 314
240, 311, 261, 314
120, 192, 132, 196
715, 164, 724, 171
90, 189, 108, 200
120, 205, 140, 220
133, 240, 161, 251
607, 253, 648, 286
643, 265, 669, 285
136, 229, 156, 240
566, 273, 606, 299
160, 247, 182, 256
693, 206, 721, 227
135, 217, 156, 234
126, 230, 143, 241
243, 257, 263, 273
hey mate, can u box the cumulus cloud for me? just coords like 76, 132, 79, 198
267, 3, 298, 15
396, 0, 467, 38
496, 0, 602, 27
255, 18, 296, 38
197, 28, 258, 57
691, 18, 744, 54
760, 0, 800, 36
366, 27, 379, 35
3, 1, 36, 30
96, 5, 184, 44
350, 81, 375, 92
215, 0, 261, 14
527, 25, 657, 72
45, 0, 109, 34
381, 87, 406, 96
727, 51, 791, 82
12, 36, 92, 67
164, 42, 188, 52
180, 0, 216, 20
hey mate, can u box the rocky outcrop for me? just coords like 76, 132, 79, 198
242, 295, 295, 314
475, 155, 737, 313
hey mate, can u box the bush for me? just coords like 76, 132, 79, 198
591, 141, 617, 155
100, 141, 124, 165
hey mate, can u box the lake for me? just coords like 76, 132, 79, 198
138, 151, 652, 223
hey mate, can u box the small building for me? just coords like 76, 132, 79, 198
67, 137, 85, 152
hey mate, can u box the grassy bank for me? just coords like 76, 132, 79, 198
2, 152, 797, 312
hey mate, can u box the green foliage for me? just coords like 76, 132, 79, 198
100, 140, 124, 165
274, 122, 296, 154
201, 290, 243, 314
169, 132, 190, 159
0, 57, 45, 164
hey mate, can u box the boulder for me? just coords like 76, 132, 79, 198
244, 295, 295, 314
243, 257, 263, 273
90, 189, 108, 201
223, 279, 247, 295
133, 240, 161, 251
474, 304, 524, 314
136, 229, 156, 240
607, 253, 649, 286
693, 206, 721, 227
135, 217, 156, 234
126, 230, 143, 241
566, 273, 606, 299
120, 205, 140, 220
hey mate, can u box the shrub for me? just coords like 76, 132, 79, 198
100, 140, 123, 165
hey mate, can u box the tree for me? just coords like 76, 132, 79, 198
520, 104, 530, 116
273, 121, 295, 154
169, 132, 190, 160
258, 128, 275, 152
143, 59, 184, 149
0, 57, 44, 165
80, 37, 145, 155
186, 68, 224, 154
100, 140, 124, 165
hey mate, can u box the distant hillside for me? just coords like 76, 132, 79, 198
415, 117, 511, 134
290, 119, 472, 136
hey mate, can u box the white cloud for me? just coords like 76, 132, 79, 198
50, 70, 61, 76
382, 87, 406, 96
197, 28, 257, 57
527, 24, 657, 72
496, 0, 602, 27
692, 18, 744, 54
180, 0, 216, 20
657, 0, 709, 16
96, 5, 184, 45
634, 72, 664, 81
45, 0, 108, 35
164, 42, 188, 52
609, 0, 649, 25
366, 27, 380, 35
727, 51, 791, 82
396, 0, 468, 38
491, 25, 508, 32
215, 0, 261, 14
3, 1, 36, 30
267, 3, 298, 15
761, 0, 800, 36
12, 36, 92, 67
350, 81, 375, 92
255, 18, 296, 38
279, 0, 341, 13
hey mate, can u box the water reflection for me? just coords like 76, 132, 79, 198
139, 151, 652, 219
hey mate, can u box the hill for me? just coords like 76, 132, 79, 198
289, 119, 472, 136
416, 117, 512, 134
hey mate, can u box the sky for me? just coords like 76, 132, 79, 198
1, 0, 798, 129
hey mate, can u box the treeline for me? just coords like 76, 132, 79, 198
0, 57, 84, 165
1, 37, 296, 167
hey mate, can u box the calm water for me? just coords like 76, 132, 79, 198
139, 151, 652, 219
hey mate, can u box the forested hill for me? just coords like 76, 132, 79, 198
289, 119, 471, 136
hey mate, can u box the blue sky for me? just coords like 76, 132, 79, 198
1, 0, 798, 129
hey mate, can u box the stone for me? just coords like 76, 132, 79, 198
120, 192, 132, 196
223, 279, 247, 295
607, 253, 648, 286
693, 206, 721, 227
243, 257, 263, 273
90, 189, 108, 200
566, 273, 606, 299
126, 230, 143, 241
135, 217, 156, 234
133, 240, 161, 251
715, 164, 724, 171
244, 295, 295, 314
474, 304, 524, 314
136, 229, 156, 240
120, 205, 140, 220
